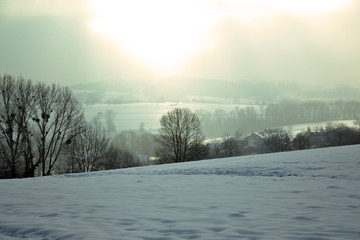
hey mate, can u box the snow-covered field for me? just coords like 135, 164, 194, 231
1, 145, 360, 240
83, 102, 255, 131
83, 102, 357, 135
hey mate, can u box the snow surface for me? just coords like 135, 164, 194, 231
83, 102, 255, 131
1, 145, 360, 240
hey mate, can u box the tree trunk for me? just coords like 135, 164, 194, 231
11, 163, 17, 178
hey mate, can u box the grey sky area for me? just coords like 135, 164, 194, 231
1, 0, 359, 88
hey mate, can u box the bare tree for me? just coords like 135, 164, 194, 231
66, 118, 109, 172
32, 84, 84, 175
15, 77, 38, 177
0, 75, 37, 178
323, 123, 347, 146
92, 110, 116, 134
0, 75, 22, 178
103, 144, 140, 169
104, 110, 116, 134
111, 128, 157, 157
292, 129, 311, 150
0, 74, 91, 178
155, 108, 204, 163
323, 123, 360, 146
187, 142, 209, 161
260, 128, 292, 153
220, 136, 242, 157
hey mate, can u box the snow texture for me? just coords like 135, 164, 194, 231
1, 145, 360, 239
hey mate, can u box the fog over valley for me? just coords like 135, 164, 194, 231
1, 2, 360, 239
1, 0, 360, 88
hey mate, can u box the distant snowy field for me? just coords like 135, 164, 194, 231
83, 102, 255, 131
83, 103, 356, 135
1, 145, 360, 240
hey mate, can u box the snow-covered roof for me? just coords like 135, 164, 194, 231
244, 132, 264, 140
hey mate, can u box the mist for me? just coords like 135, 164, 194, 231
2, 0, 360, 149
1, 0, 360, 89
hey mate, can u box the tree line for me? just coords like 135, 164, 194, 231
196, 100, 360, 138
110, 109, 360, 164
0, 75, 140, 178
0, 75, 85, 178
0, 76, 207, 178
2, 74, 360, 179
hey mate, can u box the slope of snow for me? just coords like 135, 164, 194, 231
1, 145, 360, 240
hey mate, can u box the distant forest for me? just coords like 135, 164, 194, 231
197, 100, 360, 138
71, 80, 360, 138
71, 79, 360, 104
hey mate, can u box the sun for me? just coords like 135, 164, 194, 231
87, 0, 218, 77
87, 0, 353, 77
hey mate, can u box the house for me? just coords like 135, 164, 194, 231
242, 132, 265, 155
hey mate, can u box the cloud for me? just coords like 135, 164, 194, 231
185, 3, 360, 88
0, 0, 359, 89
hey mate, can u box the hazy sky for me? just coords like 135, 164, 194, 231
1, 0, 359, 88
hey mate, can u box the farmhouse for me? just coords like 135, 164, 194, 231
242, 132, 265, 155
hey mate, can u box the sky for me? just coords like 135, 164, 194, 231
0, 0, 359, 88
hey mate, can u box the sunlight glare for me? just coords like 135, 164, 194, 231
87, 0, 353, 77
215, 0, 353, 21
87, 0, 219, 77
271, 0, 353, 15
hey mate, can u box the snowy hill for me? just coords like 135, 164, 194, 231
1, 145, 360, 239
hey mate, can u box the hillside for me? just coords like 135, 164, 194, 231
1, 145, 360, 239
